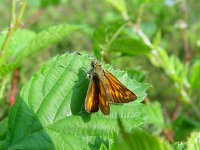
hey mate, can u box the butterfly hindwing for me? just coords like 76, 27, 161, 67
85, 76, 99, 113
104, 71, 137, 103
98, 79, 110, 115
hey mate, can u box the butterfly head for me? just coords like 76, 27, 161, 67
90, 59, 104, 77
91, 59, 101, 69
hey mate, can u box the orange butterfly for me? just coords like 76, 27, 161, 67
85, 60, 137, 115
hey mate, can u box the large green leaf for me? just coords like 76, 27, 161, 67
3, 53, 148, 149
17, 24, 80, 59
0, 24, 80, 76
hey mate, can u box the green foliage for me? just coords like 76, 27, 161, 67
0, 30, 36, 59
105, 0, 128, 18
173, 115, 200, 141
0, 24, 80, 76
93, 21, 126, 60
0, 118, 8, 141
28, 0, 61, 8
189, 60, 200, 89
93, 20, 152, 61
186, 132, 200, 150
114, 125, 171, 150
172, 142, 186, 150
109, 37, 151, 56
145, 102, 165, 130
2, 53, 148, 149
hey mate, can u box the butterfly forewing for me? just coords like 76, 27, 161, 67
85, 76, 99, 113
104, 71, 137, 103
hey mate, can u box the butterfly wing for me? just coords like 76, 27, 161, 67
98, 78, 110, 115
85, 75, 110, 115
85, 76, 99, 113
104, 71, 137, 103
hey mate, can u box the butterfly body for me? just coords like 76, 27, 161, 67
85, 60, 137, 115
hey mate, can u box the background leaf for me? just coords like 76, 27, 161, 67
3, 53, 148, 149
172, 142, 186, 150
0, 24, 80, 76
145, 102, 165, 130
186, 132, 200, 150
93, 21, 126, 60
0, 29, 36, 59
189, 60, 200, 89
105, 0, 128, 18
114, 127, 171, 150
28, 0, 61, 8
173, 115, 200, 141
0, 117, 8, 141
110, 37, 152, 56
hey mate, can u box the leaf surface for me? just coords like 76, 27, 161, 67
4, 53, 148, 149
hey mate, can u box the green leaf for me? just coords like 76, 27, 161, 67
172, 142, 186, 150
153, 31, 161, 48
114, 127, 171, 150
110, 37, 152, 56
28, 0, 61, 8
40, 0, 61, 8
141, 23, 157, 39
189, 60, 200, 89
186, 132, 200, 150
16, 24, 81, 62
93, 21, 151, 60
93, 21, 127, 60
105, 0, 128, 18
4, 53, 148, 149
0, 117, 8, 140
145, 102, 165, 130
0, 24, 80, 76
173, 115, 200, 141
155, 47, 170, 70
126, 69, 146, 82
169, 55, 188, 85
0, 29, 36, 59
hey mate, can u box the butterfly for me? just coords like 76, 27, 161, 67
85, 60, 137, 115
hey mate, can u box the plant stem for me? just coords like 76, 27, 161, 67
0, 0, 16, 60
0, 0, 27, 64
136, 4, 145, 26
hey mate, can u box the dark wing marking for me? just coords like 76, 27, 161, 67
104, 71, 137, 103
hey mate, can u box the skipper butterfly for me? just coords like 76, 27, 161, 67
85, 60, 137, 115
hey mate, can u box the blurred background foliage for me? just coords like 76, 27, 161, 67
0, 0, 200, 149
